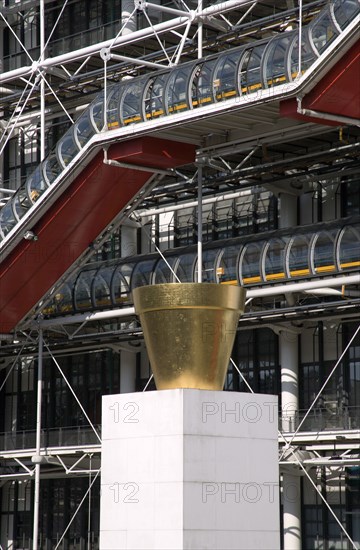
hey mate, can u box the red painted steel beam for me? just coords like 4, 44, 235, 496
0, 137, 195, 333
280, 40, 360, 125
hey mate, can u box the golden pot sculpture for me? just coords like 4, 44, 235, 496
133, 283, 246, 390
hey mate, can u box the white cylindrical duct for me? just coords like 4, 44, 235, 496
280, 330, 299, 432
283, 472, 302, 550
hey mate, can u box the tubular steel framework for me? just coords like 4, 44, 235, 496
0, 0, 360, 549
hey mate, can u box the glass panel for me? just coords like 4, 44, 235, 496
44, 282, 74, 316
74, 270, 95, 311
338, 225, 360, 269
90, 93, 105, 132
217, 246, 239, 283
57, 129, 80, 167
111, 263, 134, 305
213, 51, 241, 101
312, 231, 336, 273
239, 242, 263, 284
310, 8, 339, 55
191, 60, 216, 108
194, 249, 219, 283
175, 252, 196, 282
43, 152, 62, 185
0, 202, 18, 237
263, 34, 294, 87
288, 235, 311, 276
131, 259, 157, 290
144, 74, 166, 120
75, 110, 96, 147
264, 239, 286, 281
93, 266, 113, 308
106, 85, 123, 129
287, 29, 317, 80
240, 45, 266, 95
153, 256, 178, 284
13, 188, 32, 219
120, 80, 144, 125
165, 65, 193, 114
333, 0, 360, 30
26, 165, 48, 202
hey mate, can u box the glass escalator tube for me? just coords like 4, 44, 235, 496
74, 268, 95, 311
191, 58, 217, 109
93, 264, 113, 309
239, 43, 267, 97
262, 32, 297, 87
194, 248, 221, 283
332, 0, 360, 30
286, 233, 312, 279
152, 256, 180, 284
130, 258, 158, 290
308, 3, 341, 55
143, 73, 168, 121
111, 262, 134, 306
216, 245, 240, 284
164, 63, 195, 115
57, 125, 81, 169
310, 229, 337, 275
120, 77, 149, 126
262, 238, 287, 282
286, 27, 318, 80
336, 223, 360, 271
239, 241, 264, 285
212, 47, 245, 102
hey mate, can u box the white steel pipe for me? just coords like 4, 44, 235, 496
32, 329, 43, 550
0, 0, 255, 84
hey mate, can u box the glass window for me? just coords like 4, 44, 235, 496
263, 34, 294, 87
194, 249, 220, 283
213, 50, 241, 101
13, 188, 33, 220
240, 45, 266, 95
239, 242, 263, 284
0, 202, 18, 238
90, 94, 105, 132
144, 74, 166, 120
175, 252, 196, 282
153, 256, 179, 284
287, 235, 311, 277
74, 270, 95, 311
111, 263, 134, 304
333, 0, 360, 30
165, 65, 193, 114
310, 8, 339, 55
120, 80, 145, 125
217, 246, 239, 283
337, 225, 360, 269
57, 129, 80, 167
287, 29, 318, 80
43, 152, 62, 185
263, 238, 286, 281
131, 259, 157, 290
106, 85, 123, 129
75, 110, 97, 147
191, 60, 216, 108
93, 266, 114, 308
26, 165, 48, 203
312, 230, 337, 274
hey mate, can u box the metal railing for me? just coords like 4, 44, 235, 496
0, 424, 101, 452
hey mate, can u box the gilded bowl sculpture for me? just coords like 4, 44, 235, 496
133, 283, 246, 390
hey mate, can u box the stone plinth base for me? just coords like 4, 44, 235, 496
100, 389, 280, 550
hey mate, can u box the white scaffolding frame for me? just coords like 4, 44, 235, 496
0, 0, 360, 549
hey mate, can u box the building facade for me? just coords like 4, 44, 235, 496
0, 0, 359, 548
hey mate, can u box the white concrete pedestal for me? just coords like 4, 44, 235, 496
100, 390, 280, 550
